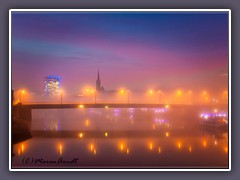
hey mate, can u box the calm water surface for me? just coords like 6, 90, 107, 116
12, 107, 228, 168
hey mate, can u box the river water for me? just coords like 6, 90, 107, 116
12, 106, 229, 169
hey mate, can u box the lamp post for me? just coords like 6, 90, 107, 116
148, 89, 154, 104
119, 89, 129, 104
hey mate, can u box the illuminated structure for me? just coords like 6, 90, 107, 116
44, 75, 61, 96
96, 70, 105, 92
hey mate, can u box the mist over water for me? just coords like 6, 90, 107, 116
12, 106, 228, 168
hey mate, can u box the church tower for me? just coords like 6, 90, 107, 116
96, 69, 101, 92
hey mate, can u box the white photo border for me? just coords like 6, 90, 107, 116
9, 9, 231, 171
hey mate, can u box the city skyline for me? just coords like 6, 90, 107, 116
11, 11, 229, 95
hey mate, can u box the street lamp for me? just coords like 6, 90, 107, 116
119, 89, 125, 103
148, 89, 154, 103
119, 89, 129, 103
201, 90, 209, 104
84, 88, 95, 103
149, 89, 154, 95
19, 90, 25, 104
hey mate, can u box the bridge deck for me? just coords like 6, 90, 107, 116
15, 103, 221, 109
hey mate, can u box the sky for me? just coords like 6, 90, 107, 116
11, 11, 229, 95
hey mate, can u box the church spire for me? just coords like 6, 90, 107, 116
96, 69, 101, 91
97, 69, 100, 81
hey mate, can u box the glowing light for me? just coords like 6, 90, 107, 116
224, 146, 228, 153
158, 147, 161, 154
90, 144, 94, 151
84, 87, 95, 95
214, 140, 218, 145
165, 105, 170, 108
149, 142, 153, 150
120, 89, 125, 94
105, 106, 109, 109
189, 146, 192, 152
17, 143, 26, 156
104, 132, 108, 137
165, 132, 170, 137
93, 149, 97, 155
177, 90, 182, 95
21, 143, 24, 152
59, 144, 63, 155
85, 119, 89, 127
204, 114, 209, 119
214, 109, 218, 113
202, 91, 207, 96
177, 142, 182, 149
126, 148, 130, 155
148, 89, 154, 95
203, 140, 207, 148
78, 104, 84, 109
79, 132, 84, 138
120, 143, 124, 151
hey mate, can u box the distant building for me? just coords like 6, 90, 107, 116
96, 70, 105, 92
44, 75, 61, 96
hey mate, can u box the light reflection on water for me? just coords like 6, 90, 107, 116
12, 107, 228, 168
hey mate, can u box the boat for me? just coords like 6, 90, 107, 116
199, 112, 228, 130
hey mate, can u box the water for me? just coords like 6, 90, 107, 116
12, 107, 229, 169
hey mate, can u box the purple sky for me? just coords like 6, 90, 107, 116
11, 11, 229, 95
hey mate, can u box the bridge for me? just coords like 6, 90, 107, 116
15, 102, 219, 109
12, 102, 226, 129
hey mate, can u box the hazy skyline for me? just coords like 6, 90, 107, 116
11, 11, 229, 95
